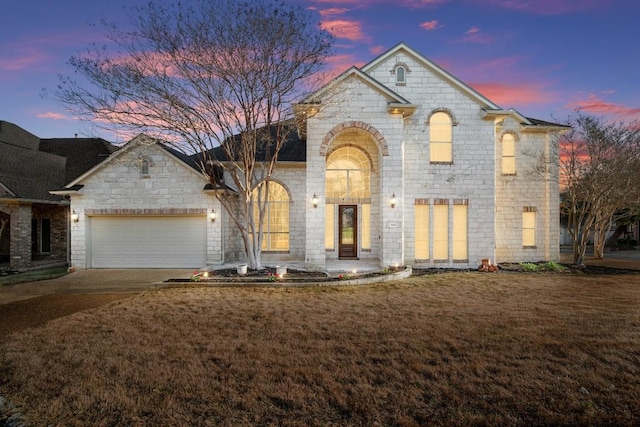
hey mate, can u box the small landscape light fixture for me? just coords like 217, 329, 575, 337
202, 271, 209, 278
209, 209, 217, 222
312, 194, 319, 208
71, 210, 79, 223
390, 194, 397, 209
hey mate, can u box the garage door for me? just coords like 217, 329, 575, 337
89, 216, 207, 268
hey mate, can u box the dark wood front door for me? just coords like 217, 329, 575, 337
339, 205, 357, 259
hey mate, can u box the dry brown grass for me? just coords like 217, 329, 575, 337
2, 273, 640, 426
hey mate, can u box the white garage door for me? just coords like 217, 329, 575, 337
90, 216, 207, 268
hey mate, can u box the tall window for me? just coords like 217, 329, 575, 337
396, 66, 406, 84
252, 182, 289, 251
325, 204, 335, 250
433, 202, 449, 260
453, 203, 468, 260
361, 203, 371, 250
414, 202, 429, 260
429, 112, 453, 163
523, 208, 536, 247
502, 133, 516, 175
326, 146, 371, 199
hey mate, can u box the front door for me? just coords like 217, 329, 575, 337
339, 205, 357, 259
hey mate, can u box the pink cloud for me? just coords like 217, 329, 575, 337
420, 20, 443, 31
369, 45, 386, 55
0, 49, 49, 71
311, 0, 447, 7
482, 0, 603, 14
458, 27, 494, 44
321, 19, 368, 41
318, 7, 350, 16
566, 95, 640, 119
37, 112, 69, 120
471, 82, 556, 106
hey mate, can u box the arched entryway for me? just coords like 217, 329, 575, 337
323, 126, 383, 261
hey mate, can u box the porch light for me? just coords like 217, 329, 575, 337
209, 209, 217, 222
71, 210, 79, 223
312, 194, 318, 208
390, 194, 397, 209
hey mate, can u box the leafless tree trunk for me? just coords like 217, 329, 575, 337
54, 0, 333, 269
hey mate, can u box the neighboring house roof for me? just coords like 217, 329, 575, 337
0, 140, 67, 202
0, 121, 119, 203
40, 137, 119, 182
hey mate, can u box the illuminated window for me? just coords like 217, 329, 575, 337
502, 133, 516, 175
325, 204, 335, 250
414, 203, 429, 260
361, 203, 371, 250
433, 202, 448, 260
453, 203, 468, 260
326, 147, 371, 199
523, 208, 536, 247
429, 112, 453, 163
252, 182, 289, 251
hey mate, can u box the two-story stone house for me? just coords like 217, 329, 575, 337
54, 43, 567, 271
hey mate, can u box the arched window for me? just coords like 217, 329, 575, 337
429, 111, 453, 163
396, 66, 406, 85
325, 146, 371, 199
502, 133, 516, 175
252, 181, 289, 251
141, 159, 150, 176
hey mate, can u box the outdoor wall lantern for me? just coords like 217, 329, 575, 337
209, 209, 217, 222
390, 194, 397, 209
71, 210, 79, 223
312, 194, 319, 208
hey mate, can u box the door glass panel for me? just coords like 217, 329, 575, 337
341, 207, 354, 245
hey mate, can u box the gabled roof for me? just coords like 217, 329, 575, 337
301, 66, 414, 107
361, 42, 501, 110
197, 120, 306, 163
58, 134, 207, 191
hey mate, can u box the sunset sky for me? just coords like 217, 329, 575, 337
1, 0, 639, 142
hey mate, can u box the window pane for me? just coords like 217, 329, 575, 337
453, 205, 467, 260
41, 219, 51, 253
433, 204, 448, 260
361, 204, 371, 250
415, 205, 429, 259
326, 170, 347, 198
502, 157, 515, 175
431, 142, 452, 162
523, 211, 536, 246
251, 182, 289, 251
325, 204, 335, 249
502, 134, 515, 174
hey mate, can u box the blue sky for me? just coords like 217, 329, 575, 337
1, 0, 638, 142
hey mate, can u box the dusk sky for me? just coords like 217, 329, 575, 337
2, 0, 639, 143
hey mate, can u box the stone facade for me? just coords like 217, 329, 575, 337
61, 43, 562, 271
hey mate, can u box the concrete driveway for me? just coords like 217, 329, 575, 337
0, 269, 192, 305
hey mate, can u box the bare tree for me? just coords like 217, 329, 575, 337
55, 0, 333, 269
560, 114, 640, 264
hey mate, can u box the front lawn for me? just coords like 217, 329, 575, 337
0, 267, 68, 286
1, 272, 639, 425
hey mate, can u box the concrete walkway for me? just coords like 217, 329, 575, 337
0, 269, 192, 305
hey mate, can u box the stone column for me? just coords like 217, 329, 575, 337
9, 203, 32, 271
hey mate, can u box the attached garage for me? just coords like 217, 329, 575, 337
89, 215, 207, 268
